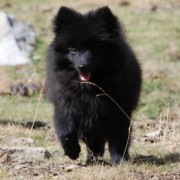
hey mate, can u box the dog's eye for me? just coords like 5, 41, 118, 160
69, 48, 78, 55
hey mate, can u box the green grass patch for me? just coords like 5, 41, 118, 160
0, 95, 53, 123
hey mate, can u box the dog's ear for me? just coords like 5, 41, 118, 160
95, 6, 118, 25
95, 6, 113, 18
92, 6, 122, 40
53, 6, 80, 34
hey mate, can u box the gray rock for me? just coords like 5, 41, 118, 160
0, 147, 51, 162
0, 12, 36, 66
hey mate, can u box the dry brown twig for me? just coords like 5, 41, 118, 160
162, 103, 170, 145
28, 79, 45, 138
81, 81, 133, 164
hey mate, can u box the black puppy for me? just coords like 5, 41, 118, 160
46, 6, 142, 164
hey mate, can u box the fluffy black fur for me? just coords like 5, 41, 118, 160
46, 6, 142, 164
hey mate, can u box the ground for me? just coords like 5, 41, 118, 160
0, 0, 180, 179
0, 120, 179, 179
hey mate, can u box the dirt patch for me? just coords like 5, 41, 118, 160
133, 172, 180, 180
1, 160, 67, 178
0, 120, 179, 179
1, 160, 180, 179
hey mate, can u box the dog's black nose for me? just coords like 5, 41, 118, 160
78, 64, 89, 72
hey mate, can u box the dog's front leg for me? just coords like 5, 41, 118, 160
54, 106, 80, 160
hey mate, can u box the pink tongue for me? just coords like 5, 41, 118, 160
80, 72, 90, 81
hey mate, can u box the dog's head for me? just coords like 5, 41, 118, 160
51, 6, 123, 82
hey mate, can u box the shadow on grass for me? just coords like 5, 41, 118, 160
0, 119, 49, 129
133, 152, 180, 165
80, 153, 180, 167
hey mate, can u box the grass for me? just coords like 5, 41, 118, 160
0, 0, 180, 179
0, 95, 52, 122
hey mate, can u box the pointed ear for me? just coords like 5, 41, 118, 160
95, 6, 113, 18
53, 6, 80, 34
94, 6, 119, 27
